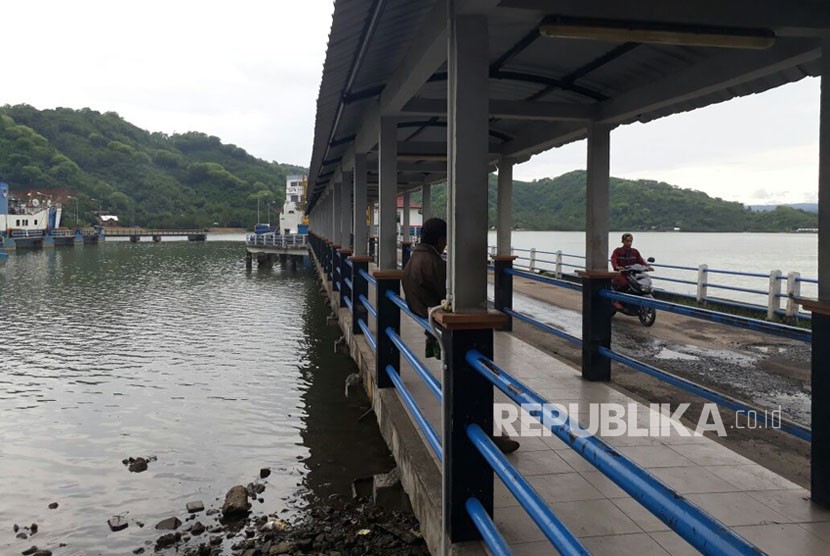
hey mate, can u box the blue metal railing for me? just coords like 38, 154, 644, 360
465, 350, 763, 556
386, 327, 442, 400
359, 268, 377, 286
310, 241, 766, 555
598, 346, 811, 441
504, 308, 582, 346
381, 290, 590, 554
600, 290, 811, 343
344, 277, 353, 290
505, 268, 582, 292
360, 294, 377, 318
465, 497, 511, 556
467, 425, 589, 555
344, 295, 353, 311
358, 318, 376, 351
386, 290, 432, 334
386, 364, 442, 458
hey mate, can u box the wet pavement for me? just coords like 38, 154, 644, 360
490, 278, 812, 426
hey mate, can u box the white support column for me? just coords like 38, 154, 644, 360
332, 182, 342, 245
585, 123, 611, 271
496, 157, 513, 256
342, 171, 353, 248
378, 116, 398, 269
402, 191, 411, 243
448, 13, 489, 312
421, 183, 432, 222
353, 154, 368, 256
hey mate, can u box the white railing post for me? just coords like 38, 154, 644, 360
555, 250, 563, 278
786, 272, 802, 317
529, 248, 537, 273
696, 264, 708, 303
768, 270, 782, 320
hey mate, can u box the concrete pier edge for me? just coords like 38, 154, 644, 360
309, 250, 456, 555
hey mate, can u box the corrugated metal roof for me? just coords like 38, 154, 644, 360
307, 0, 827, 210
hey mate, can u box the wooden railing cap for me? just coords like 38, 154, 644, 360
433, 310, 509, 330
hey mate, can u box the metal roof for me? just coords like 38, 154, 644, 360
307, 0, 828, 211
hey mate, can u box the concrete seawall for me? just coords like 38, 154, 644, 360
309, 251, 449, 556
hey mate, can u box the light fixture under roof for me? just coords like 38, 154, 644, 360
539, 16, 775, 50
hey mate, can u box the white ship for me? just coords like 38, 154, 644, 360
0, 182, 64, 250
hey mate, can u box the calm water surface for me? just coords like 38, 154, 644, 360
0, 237, 393, 555
491, 231, 819, 303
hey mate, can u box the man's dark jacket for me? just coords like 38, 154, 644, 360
401, 243, 446, 318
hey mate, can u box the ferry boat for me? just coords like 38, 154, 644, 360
1, 182, 64, 250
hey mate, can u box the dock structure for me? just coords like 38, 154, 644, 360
102, 227, 208, 242
301, 2, 830, 554
245, 233, 308, 269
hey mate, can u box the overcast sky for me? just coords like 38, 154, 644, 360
3, 1, 820, 205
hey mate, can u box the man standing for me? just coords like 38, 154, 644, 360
402, 217, 520, 454
402, 217, 447, 358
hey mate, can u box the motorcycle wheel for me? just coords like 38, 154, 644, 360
639, 307, 656, 327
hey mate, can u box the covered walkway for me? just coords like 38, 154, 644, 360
312, 251, 830, 555
303, 1, 830, 553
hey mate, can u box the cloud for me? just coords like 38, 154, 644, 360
2, 0, 333, 167
515, 78, 820, 205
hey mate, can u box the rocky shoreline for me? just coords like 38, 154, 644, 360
148, 478, 430, 556
12, 466, 430, 556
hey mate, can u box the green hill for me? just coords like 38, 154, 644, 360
0, 104, 304, 227
423, 170, 816, 232
0, 105, 816, 232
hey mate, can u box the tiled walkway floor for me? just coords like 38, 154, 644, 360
382, 313, 830, 555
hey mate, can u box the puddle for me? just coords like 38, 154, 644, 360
748, 344, 787, 355
654, 348, 700, 361
679, 344, 761, 367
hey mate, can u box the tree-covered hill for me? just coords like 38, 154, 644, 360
0, 104, 305, 227
423, 170, 816, 232
0, 105, 816, 232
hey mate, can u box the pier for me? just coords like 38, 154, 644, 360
102, 227, 208, 242
299, 2, 830, 554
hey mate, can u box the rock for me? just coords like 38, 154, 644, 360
154, 532, 181, 550
191, 521, 206, 536
155, 516, 182, 530
21, 547, 37, 556
30, 523, 38, 535
47, 502, 58, 510
221, 485, 250, 519
186, 500, 205, 513
132, 548, 145, 554
108, 516, 128, 532
32, 551, 51, 556
13, 524, 19, 533
268, 541, 295, 554
16, 532, 27, 539
351, 476, 374, 499
128, 457, 148, 473
259, 468, 271, 479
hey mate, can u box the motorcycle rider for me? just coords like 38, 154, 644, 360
610, 233, 652, 310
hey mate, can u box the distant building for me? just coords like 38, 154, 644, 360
98, 215, 119, 227
371, 196, 423, 237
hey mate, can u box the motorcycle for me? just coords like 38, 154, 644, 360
612, 257, 657, 327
